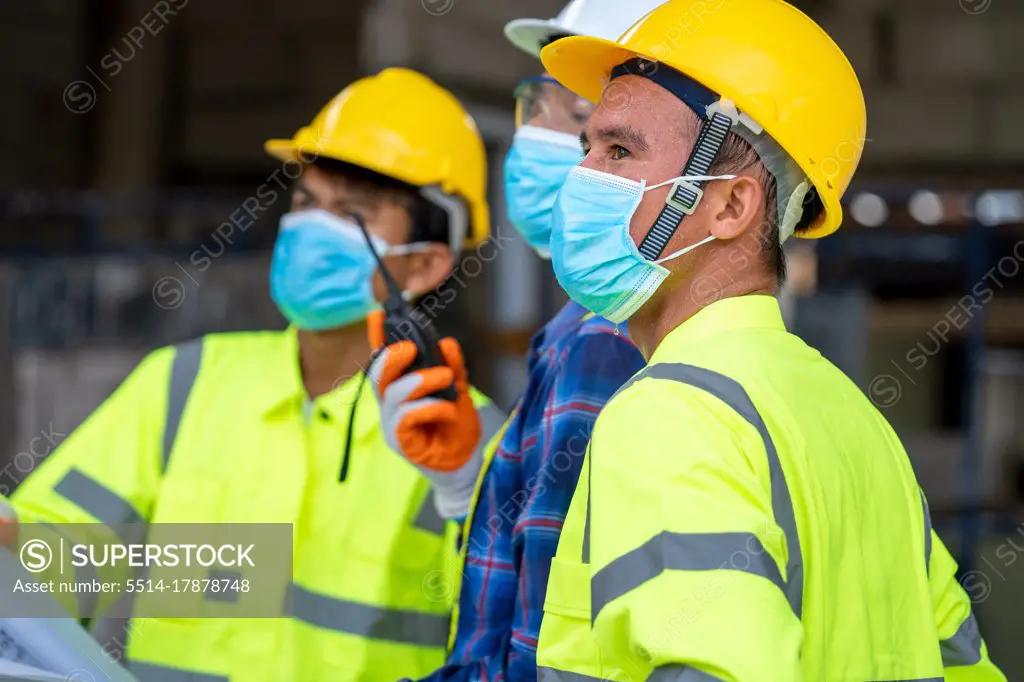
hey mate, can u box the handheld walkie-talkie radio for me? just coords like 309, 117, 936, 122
350, 211, 457, 402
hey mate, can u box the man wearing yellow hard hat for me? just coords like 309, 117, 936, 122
532, 0, 1006, 679
7, 67, 503, 681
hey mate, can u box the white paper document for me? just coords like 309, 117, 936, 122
0, 550, 137, 682
0, 659, 74, 682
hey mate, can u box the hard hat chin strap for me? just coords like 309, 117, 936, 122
638, 109, 735, 261
610, 57, 739, 261
420, 185, 469, 258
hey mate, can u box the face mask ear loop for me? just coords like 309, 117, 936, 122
644, 174, 737, 192
383, 242, 433, 257
654, 234, 718, 265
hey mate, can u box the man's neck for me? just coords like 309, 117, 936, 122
629, 265, 776, 360
297, 322, 372, 400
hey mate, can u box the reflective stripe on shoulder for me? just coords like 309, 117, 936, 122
52, 340, 204, 545
540, 668, 728, 682
127, 660, 228, 682
287, 582, 448, 648
53, 468, 145, 543
592, 531, 784, 623
591, 363, 804, 620
941, 610, 983, 667
163, 338, 204, 473
648, 665, 727, 681
539, 668, 609, 681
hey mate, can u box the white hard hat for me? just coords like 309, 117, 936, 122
504, 0, 668, 58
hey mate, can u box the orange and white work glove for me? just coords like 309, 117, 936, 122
367, 311, 483, 519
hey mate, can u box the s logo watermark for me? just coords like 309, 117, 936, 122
20, 539, 52, 573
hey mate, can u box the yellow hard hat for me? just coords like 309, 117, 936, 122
540, 0, 866, 239
265, 68, 490, 248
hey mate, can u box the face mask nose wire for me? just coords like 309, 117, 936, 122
636, 109, 736, 262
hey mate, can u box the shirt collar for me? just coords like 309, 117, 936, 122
650, 295, 786, 364
260, 325, 304, 415
261, 326, 381, 441
317, 371, 381, 443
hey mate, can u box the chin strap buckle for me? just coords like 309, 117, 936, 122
665, 180, 705, 216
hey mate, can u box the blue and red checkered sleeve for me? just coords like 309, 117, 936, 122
502, 325, 644, 680
417, 322, 644, 682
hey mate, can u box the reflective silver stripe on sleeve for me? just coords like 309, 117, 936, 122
413, 490, 447, 535
648, 665, 727, 681
592, 531, 784, 622
163, 338, 204, 473
287, 582, 448, 648
595, 363, 804, 619
127, 660, 228, 682
53, 468, 145, 543
539, 666, 729, 681
920, 489, 932, 575
941, 610, 983, 667
538, 668, 610, 681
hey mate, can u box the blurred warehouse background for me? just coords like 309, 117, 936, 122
2, 0, 1024, 672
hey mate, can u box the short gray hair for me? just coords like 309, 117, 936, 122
678, 111, 785, 283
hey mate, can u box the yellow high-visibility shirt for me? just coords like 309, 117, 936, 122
12, 328, 504, 682
537, 295, 1004, 681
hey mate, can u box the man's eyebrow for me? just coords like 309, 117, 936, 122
594, 124, 650, 152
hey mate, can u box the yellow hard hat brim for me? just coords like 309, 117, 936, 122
263, 137, 414, 184
263, 138, 304, 163
541, 35, 843, 240
540, 35, 633, 105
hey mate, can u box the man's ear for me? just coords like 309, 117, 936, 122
401, 244, 455, 297
709, 175, 764, 241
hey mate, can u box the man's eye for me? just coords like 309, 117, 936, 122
611, 145, 630, 160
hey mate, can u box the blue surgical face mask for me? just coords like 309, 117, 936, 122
270, 209, 425, 331
550, 166, 735, 324
504, 125, 584, 258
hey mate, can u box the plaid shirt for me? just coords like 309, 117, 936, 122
417, 302, 645, 682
